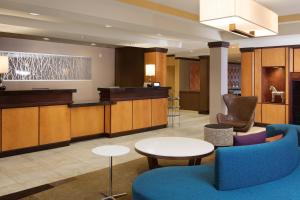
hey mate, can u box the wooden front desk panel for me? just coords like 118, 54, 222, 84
255, 103, 262, 123
151, 98, 168, 126
133, 99, 152, 130
262, 48, 286, 67
2, 107, 39, 151
262, 104, 286, 124
39, 105, 70, 145
110, 101, 133, 134
70, 106, 104, 138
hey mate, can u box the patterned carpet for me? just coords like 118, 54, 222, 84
11, 154, 215, 200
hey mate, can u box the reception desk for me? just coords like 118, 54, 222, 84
0, 89, 76, 155
0, 87, 169, 157
99, 87, 170, 136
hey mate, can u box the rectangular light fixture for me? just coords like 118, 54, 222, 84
199, 0, 278, 37
145, 64, 155, 76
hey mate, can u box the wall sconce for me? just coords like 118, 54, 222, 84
0, 56, 9, 90
145, 64, 155, 82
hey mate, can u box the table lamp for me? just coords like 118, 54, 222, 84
145, 64, 155, 83
0, 56, 9, 90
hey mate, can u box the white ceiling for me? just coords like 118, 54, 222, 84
0, 0, 300, 61
150, 0, 300, 16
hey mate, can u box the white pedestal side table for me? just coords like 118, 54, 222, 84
92, 145, 130, 200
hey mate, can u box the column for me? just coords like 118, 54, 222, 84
208, 41, 229, 123
144, 48, 168, 86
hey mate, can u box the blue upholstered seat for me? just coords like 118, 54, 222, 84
132, 125, 300, 200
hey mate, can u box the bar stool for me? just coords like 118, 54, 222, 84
92, 145, 130, 200
168, 96, 180, 127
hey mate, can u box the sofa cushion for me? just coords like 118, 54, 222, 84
234, 131, 266, 146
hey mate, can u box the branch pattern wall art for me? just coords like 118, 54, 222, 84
0, 51, 92, 80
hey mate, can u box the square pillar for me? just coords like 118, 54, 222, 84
208, 41, 229, 123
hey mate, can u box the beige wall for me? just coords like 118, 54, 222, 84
0, 38, 115, 102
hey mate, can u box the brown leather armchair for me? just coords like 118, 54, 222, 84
217, 94, 258, 132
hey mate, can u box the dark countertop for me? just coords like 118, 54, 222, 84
69, 100, 115, 108
0, 89, 77, 108
98, 87, 170, 101
0, 89, 77, 95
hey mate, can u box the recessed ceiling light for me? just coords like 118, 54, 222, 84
29, 12, 40, 16
105, 24, 112, 28
91, 43, 96, 46
43, 37, 50, 41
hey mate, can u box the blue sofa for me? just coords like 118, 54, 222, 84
132, 125, 300, 200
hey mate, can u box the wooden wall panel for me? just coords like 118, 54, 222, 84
115, 47, 145, 87
2, 107, 39, 151
179, 91, 201, 111
255, 103, 262, 123
145, 52, 167, 86
262, 104, 286, 124
294, 48, 300, 72
241, 52, 253, 96
286, 105, 289, 124
133, 99, 151, 129
110, 101, 133, 133
290, 48, 294, 73
70, 106, 104, 138
39, 105, 70, 145
254, 49, 262, 102
151, 98, 168, 126
286, 48, 290, 104
262, 48, 286, 67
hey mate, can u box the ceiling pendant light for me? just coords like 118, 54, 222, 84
199, 0, 278, 37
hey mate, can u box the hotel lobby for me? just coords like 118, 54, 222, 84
1, 0, 300, 199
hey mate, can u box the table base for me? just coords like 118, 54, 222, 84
147, 157, 202, 170
101, 192, 127, 200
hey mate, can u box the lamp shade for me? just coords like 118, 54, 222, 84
0, 56, 9, 73
199, 0, 278, 37
145, 64, 155, 76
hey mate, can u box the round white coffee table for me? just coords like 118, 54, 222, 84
135, 137, 214, 169
92, 145, 130, 200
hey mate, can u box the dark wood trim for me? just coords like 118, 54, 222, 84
241, 45, 300, 51
175, 57, 200, 61
106, 125, 167, 138
228, 62, 241, 65
144, 48, 168, 53
198, 110, 209, 114
199, 55, 210, 59
208, 41, 230, 48
167, 54, 175, 57
0, 89, 76, 108
136, 147, 214, 161
70, 133, 106, 142
290, 73, 300, 123
68, 101, 115, 108
240, 48, 255, 52
0, 141, 70, 158
254, 122, 269, 127
98, 87, 170, 102
0, 184, 54, 200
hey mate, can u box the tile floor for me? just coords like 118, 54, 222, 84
0, 111, 264, 196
